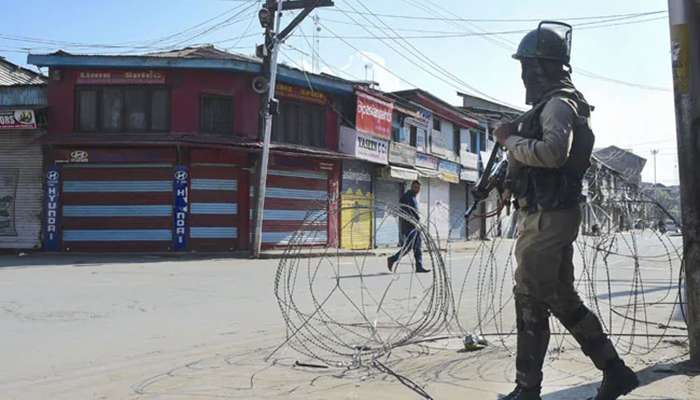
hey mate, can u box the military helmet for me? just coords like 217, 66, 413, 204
513, 21, 572, 65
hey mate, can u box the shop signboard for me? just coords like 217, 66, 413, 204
43, 166, 61, 251
77, 70, 166, 85
415, 152, 438, 170
356, 91, 393, 139
388, 141, 416, 167
0, 109, 36, 130
339, 126, 388, 165
276, 83, 327, 105
172, 166, 189, 251
438, 159, 461, 184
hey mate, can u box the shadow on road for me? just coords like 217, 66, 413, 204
542, 360, 700, 400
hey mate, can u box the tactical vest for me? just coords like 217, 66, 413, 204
510, 88, 595, 211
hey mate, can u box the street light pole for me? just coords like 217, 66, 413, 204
651, 148, 659, 185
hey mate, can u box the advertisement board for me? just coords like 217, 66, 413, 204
0, 109, 36, 130
355, 91, 393, 139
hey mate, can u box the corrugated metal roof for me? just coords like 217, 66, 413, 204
0, 58, 46, 86
146, 45, 259, 63
593, 145, 648, 184
392, 89, 480, 128
28, 46, 358, 94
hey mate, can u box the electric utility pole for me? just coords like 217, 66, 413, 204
651, 149, 659, 185
252, 0, 334, 258
312, 13, 321, 73
668, 0, 700, 364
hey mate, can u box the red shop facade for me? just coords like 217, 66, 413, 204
30, 47, 352, 252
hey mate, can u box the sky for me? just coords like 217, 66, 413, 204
1, 0, 678, 184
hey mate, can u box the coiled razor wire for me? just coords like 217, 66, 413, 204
273, 199, 454, 370
271, 192, 687, 399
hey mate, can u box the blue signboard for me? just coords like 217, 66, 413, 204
44, 165, 61, 251
439, 159, 461, 175
173, 166, 189, 251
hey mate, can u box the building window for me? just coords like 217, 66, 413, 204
78, 89, 97, 131
410, 125, 417, 147
433, 117, 441, 132
272, 100, 325, 148
76, 86, 169, 133
470, 129, 480, 153
200, 95, 233, 134
391, 112, 402, 142
453, 125, 460, 154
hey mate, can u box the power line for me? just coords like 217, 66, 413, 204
241, 15, 667, 40
396, 0, 672, 93
317, 21, 422, 88
322, 7, 667, 23
344, 0, 518, 107
0, 1, 260, 55
317, 13, 667, 35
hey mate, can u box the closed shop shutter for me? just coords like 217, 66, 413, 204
418, 177, 430, 227
449, 182, 467, 240
189, 164, 240, 251
258, 168, 329, 247
429, 179, 450, 245
340, 160, 372, 250
466, 184, 481, 239
0, 132, 42, 249
61, 163, 174, 251
374, 178, 401, 247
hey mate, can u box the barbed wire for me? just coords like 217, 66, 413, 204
269, 172, 686, 398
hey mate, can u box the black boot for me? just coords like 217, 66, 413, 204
499, 385, 541, 400
593, 359, 639, 400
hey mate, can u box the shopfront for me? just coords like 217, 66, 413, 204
0, 107, 45, 249
438, 159, 466, 241
255, 154, 339, 248
375, 142, 417, 247
48, 147, 178, 252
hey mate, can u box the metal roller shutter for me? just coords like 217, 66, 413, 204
0, 132, 43, 249
189, 164, 240, 251
60, 163, 174, 251
340, 160, 372, 250
257, 168, 329, 247
374, 178, 401, 247
429, 179, 450, 245
449, 182, 467, 241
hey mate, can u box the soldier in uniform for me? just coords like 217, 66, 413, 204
493, 22, 639, 400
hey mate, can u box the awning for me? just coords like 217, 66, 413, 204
415, 167, 440, 179
388, 165, 418, 181
39, 134, 356, 160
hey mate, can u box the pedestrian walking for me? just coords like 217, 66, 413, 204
387, 180, 430, 273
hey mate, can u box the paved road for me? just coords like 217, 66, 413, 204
0, 233, 694, 399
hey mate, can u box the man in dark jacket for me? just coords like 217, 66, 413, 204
387, 180, 430, 273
